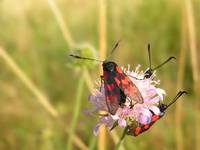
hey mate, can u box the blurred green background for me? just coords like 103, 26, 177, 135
0, 0, 200, 150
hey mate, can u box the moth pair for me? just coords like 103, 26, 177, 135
70, 42, 186, 136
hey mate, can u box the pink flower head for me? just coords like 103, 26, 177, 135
88, 65, 166, 135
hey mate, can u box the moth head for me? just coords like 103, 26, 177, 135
158, 103, 167, 112
103, 61, 117, 72
144, 68, 153, 78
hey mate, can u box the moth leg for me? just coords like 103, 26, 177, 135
126, 96, 136, 108
100, 75, 104, 92
130, 101, 136, 108
131, 101, 137, 108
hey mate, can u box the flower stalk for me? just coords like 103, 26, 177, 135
67, 73, 85, 150
115, 127, 128, 150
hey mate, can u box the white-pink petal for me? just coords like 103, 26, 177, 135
111, 114, 120, 120
156, 88, 166, 100
118, 118, 127, 128
93, 123, 101, 136
138, 113, 152, 124
148, 96, 160, 104
92, 116, 115, 136
149, 106, 160, 115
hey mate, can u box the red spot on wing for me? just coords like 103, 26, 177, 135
105, 83, 114, 91
125, 76, 129, 81
103, 77, 121, 115
127, 114, 162, 136
134, 127, 142, 136
114, 70, 143, 104
127, 85, 136, 93
143, 124, 150, 130
151, 115, 160, 122
105, 94, 119, 115
106, 95, 117, 102
114, 77, 121, 86
121, 77, 129, 85
116, 66, 123, 74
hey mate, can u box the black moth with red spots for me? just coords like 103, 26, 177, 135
70, 42, 144, 115
102, 61, 143, 114
126, 91, 187, 136
70, 43, 175, 115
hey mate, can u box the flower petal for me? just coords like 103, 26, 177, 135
149, 106, 160, 115
93, 116, 115, 136
93, 123, 101, 136
148, 96, 160, 104
118, 118, 126, 128
111, 114, 120, 120
156, 88, 166, 100
138, 113, 152, 124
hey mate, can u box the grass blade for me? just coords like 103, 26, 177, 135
185, 0, 200, 150
66, 73, 85, 150
175, 5, 187, 150
98, 0, 107, 149
0, 47, 58, 118
47, 0, 75, 49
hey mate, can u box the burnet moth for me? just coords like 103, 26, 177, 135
126, 90, 187, 136
70, 42, 175, 115
70, 42, 143, 115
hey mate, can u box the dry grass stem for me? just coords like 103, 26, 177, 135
175, 6, 187, 150
66, 75, 85, 150
98, 0, 107, 149
0, 47, 88, 150
0, 47, 58, 118
99, 0, 107, 62
185, 0, 199, 83
185, 0, 200, 150
47, 1, 93, 149
47, 0, 75, 49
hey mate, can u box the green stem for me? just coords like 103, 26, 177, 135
115, 127, 128, 150
89, 136, 97, 150
66, 73, 85, 150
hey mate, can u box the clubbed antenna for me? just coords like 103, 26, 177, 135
148, 43, 152, 70
143, 43, 153, 78
144, 43, 176, 78
69, 54, 103, 62
147, 43, 176, 71
166, 90, 187, 109
70, 41, 121, 63
107, 41, 121, 60
152, 56, 176, 71
159, 91, 187, 112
